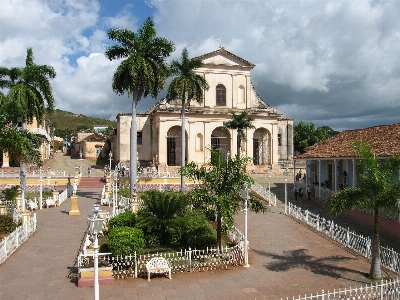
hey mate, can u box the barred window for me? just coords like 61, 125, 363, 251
216, 84, 226, 106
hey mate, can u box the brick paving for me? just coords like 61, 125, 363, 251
0, 156, 398, 299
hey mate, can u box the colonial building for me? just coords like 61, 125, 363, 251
1, 117, 53, 168
73, 131, 110, 159
294, 123, 400, 195
111, 48, 294, 171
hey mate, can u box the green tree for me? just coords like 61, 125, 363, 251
0, 48, 56, 210
294, 121, 338, 153
136, 190, 187, 245
165, 48, 209, 191
76, 124, 91, 131
223, 110, 255, 154
182, 148, 267, 249
105, 18, 174, 197
325, 140, 400, 279
0, 48, 55, 124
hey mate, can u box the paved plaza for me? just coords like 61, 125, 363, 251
0, 191, 388, 299
0, 154, 398, 299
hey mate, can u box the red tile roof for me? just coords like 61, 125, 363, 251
295, 123, 400, 159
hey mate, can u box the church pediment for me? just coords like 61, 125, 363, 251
194, 47, 255, 69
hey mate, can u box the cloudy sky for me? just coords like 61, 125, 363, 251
1, 0, 399, 131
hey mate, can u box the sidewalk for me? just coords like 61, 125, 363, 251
0, 186, 387, 299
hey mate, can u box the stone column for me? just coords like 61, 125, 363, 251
130, 193, 138, 213
21, 212, 31, 225
2, 152, 10, 168
69, 196, 80, 216
0, 204, 7, 215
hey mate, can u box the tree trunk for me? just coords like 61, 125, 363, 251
130, 97, 138, 198
181, 100, 186, 192
369, 205, 382, 279
20, 121, 27, 212
237, 130, 242, 154
217, 212, 222, 250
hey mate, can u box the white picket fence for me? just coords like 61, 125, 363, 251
0, 169, 68, 178
288, 203, 400, 274
283, 277, 400, 300
78, 240, 244, 279
58, 188, 68, 206
252, 182, 277, 206
0, 214, 37, 264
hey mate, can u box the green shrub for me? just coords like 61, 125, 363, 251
118, 187, 130, 198
1, 186, 19, 201
108, 226, 145, 256
107, 210, 136, 231
136, 190, 187, 245
26, 191, 53, 200
187, 224, 217, 249
179, 210, 217, 248
0, 215, 20, 234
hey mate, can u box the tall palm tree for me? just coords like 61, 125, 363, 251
165, 48, 209, 191
0, 48, 56, 211
1, 48, 56, 124
105, 18, 174, 197
325, 140, 400, 279
223, 110, 255, 154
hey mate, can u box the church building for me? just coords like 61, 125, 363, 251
111, 48, 294, 172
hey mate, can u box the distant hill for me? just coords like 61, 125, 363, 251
47, 109, 117, 138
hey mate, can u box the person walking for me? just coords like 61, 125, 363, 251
293, 185, 298, 201
307, 185, 312, 200
298, 188, 304, 202
88, 166, 91, 177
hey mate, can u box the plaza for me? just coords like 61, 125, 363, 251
1, 154, 398, 299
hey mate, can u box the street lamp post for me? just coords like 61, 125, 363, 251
39, 166, 43, 209
284, 168, 289, 214
268, 166, 271, 206
87, 204, 104, 300
20, 170, 26, 212
112, 170, 117, 215
241, 182, 250, 267
79, 151, 83, 177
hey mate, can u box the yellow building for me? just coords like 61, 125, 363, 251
1, 117, 52, 168
111, 48, 294, 171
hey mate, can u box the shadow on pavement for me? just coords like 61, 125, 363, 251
254, 248, 365, 280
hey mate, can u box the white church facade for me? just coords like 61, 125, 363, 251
111, 48, 294, 171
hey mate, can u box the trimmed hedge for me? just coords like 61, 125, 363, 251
108, 226, 145, 256
108, 210, 136, 231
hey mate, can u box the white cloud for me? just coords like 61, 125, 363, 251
1, 0, 400, 131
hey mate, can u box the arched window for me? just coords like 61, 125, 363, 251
216, 84, 226, 106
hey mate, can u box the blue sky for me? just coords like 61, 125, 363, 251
1, 0, 400, 131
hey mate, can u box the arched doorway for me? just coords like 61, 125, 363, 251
211, 127, 231, 159
253, 128, 270, 165
166, 126, 187, 166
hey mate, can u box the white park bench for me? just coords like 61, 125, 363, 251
100, 194, 111, 206
145, 257, 172, 281
27, 200, 38, 211
46, 198, 56, 208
